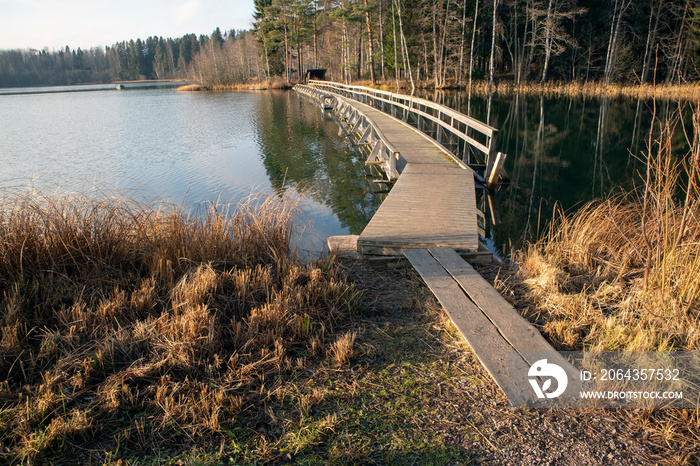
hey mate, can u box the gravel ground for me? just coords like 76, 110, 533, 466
337, 253, 670, 465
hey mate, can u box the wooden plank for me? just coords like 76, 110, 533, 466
326, 235, 361, 259
486, 151, 507, 188
403, 248, 532, 405
358, 163, 479, 254
427, 247, 579, 381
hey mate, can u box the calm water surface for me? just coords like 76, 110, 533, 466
1, 85, 683, 255
0, 85, 376, 252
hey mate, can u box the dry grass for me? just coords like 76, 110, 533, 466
501, 102, 700, 464
177, 78, 293, 92
359, 78, 700, 100
176, 84, 209, 92
485, 81, 700, 100
0, 191, 357, 463
510, 102, 700, 352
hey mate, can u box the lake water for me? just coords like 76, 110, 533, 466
0, 84, 377, 253
0, 84, 684, 256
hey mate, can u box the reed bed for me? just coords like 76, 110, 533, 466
511, 102, 700, 352
501, 101, 700, 465
176, 83, 208, 92
360, 79, 700, 101
0, 192, 357, 463
177, 79, 292, 92
493, 81, 700, 101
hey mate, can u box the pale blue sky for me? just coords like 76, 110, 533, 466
0, 0, 256, 51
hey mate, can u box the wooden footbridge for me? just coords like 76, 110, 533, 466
295, 81, 577, 406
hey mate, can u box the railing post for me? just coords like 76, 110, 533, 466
486, 131, 499, 177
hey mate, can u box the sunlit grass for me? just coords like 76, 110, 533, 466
359, 78, 700, 100
176, 83, 208, 91
511, 102, 700, 352
0, 191, 357, 463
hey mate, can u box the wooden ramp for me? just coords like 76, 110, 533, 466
403, 247, 580, 406
307, 86, 574, 405
331, 96, 480, 256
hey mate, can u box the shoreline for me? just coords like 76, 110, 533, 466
0, 187, 696, 463
310, 78, 700, 100
176, 81, 293, 92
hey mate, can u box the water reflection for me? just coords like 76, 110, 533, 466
254, 91, 383, 236
422, 90, 684, 255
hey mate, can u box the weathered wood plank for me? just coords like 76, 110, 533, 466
403, 248, 531, 404
427, 247, 579, 381
358, 164, 479, 255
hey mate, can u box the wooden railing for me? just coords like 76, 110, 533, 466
295, 84, 400, 180
308, 80, 500, 172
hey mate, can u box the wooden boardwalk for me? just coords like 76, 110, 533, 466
404, 248, 580, 405
301, 83, 576, 405
330, 95, 481, 256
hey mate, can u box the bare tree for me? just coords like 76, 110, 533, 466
364, 0, 377, 83
469, 0, 480, 92
640, 0, 662, 84
541, 0, 585, 82
458, 0, 468, 84
489, 0, 499, 87
603, 0, 633, 84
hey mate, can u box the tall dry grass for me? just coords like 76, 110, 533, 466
0, 192, 357, 463
513, 102, 700, 352
488, 81, 700, 100
361, 78, 700, 100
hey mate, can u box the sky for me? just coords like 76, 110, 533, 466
0, 0, 256, 51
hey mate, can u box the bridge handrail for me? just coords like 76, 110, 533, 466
308, 80, 498, 164
295, 84, 400, 179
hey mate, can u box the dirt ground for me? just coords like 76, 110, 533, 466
330, 253, 675, 465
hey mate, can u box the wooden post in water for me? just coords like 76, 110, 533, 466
486, 151, 506, 189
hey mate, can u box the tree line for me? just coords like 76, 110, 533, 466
0, 28, 259, 88
2, 1, 698, 89
253, 0, 700, 87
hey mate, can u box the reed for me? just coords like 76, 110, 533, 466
361, 78, 700, 101
511, 101, 700, 352
505, 102, 700, 464
493, 81, 700, 101
176, 83, 209, 92
181, 78, 293, 92
0, 191, 357, 463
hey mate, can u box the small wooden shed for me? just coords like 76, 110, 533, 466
304, 69, 327, 82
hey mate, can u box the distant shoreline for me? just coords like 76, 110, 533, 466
0, 80, 190, 96
176, 81, 293, 92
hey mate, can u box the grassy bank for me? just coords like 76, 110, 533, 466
177, 79, 292, 92
507, 102, 700, 352
0, 192, 357, 463
0, 189, 688, 463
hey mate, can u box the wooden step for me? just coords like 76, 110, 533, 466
403, 247, 580, 406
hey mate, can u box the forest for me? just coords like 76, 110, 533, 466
1, 0, 698, 89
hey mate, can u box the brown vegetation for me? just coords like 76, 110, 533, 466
486, 81, 700, 101
506, 102, 700, 352
176, 83, 208, 92
496, 101, 700, 464
354, 78, 700, 101
0, 192, 357, 463
177, 79, 292, 92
